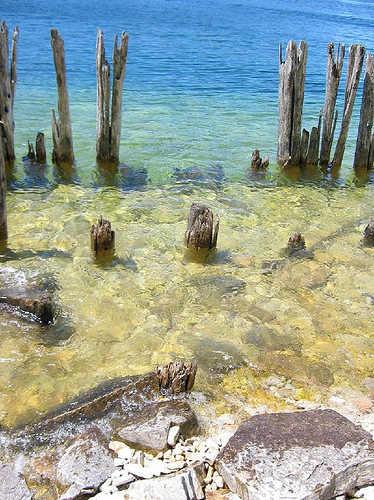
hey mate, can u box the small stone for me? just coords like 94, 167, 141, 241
163, 449, 172, 459
204, 465, 214, 484
355, 486, 374, 499
165, 460, 186, 471
109, 440, 126, 454
205, 437, 220, 450
203, 449, 219, 465
185, 451, 203, 463
112, 472, 135, 487
156, 452, 164, 460
213, 471, 224, 488
167, 425, 180, 447
175, 454, 185, 461
113, 458, 126, 467
172, 443, 184, 456
100, 478, 117, 494
124, 464, 154, 479
353, 398, 373, 414
117, 445, 135, 460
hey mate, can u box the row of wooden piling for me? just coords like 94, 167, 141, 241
0, 21, 129, 167
277, 41, 374, 170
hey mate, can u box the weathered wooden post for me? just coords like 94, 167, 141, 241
251, 150, 269, 171
306, 109, 322, 165
157, 360, 197, 393
354, 52, 374, 170
50, 29, 74, 165
0, 139, 7, 241
26, 132, 47, 163
91, 216, 115, 261
333, 44, 365, 167
277, 40, 308, 167
96, 29, 129, 164
320, 43, 345, 166
0, 21, 19, 162
185, 203, 219, 262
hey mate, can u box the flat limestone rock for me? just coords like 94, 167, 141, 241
56, 427, 114, 499
215, 409, 374, 500
123, 462, 205, 500
0, 463, 32, 500
116, 399, 198, 453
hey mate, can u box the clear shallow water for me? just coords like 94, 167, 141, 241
1, 0, 374, 427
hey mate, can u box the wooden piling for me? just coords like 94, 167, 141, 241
50, 29, 74, 165
306, 109, 322, 165
0, 21, 19, 162
277, 40, 308, 167
353, 52, 374, 170
157, 360, 197, 393
300, 129, 309, 166
251, 150, 269, 171
0, 139, 7, 241
185, 203, 219, 262
320, 43, 345, 166
96, 29, 129, 164
36, 132, 47, 163
333, 44, 365, 167
91, 216, 115, 260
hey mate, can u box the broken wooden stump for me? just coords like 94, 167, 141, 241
284, 232, 306, 257
320, 43, 345, 166
184, 203, 219, 262
306, 109, 322, 166
0, 20, 18, 163
25, 133, 47, 164
0, 287, 53, 324
96, 29, 129, 164
50, 29, 74, 165
333, 44, 366, 167
354, 52, 374, 170
157, 360, 197, 393
0, 138, 7, 241
277, 40, 308, 167
362, 218, 374, 246
91, 216, 115, 261
251, 150, 269, 171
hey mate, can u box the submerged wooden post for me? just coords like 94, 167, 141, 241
185, 203, 219, 262
306, 109, 322, 165
251, 150, 269, 171
96, 29, 129, 164
50, 29, 74, 165
0, 21, 19, 162
320, 43, 345, 166
91, 216, 115, 260
363, 218, 374, 246
26, 132, 47, 163
277, 40, 308, 167
0, 139, 7, 241
354, 52, 374, 170
333, 44, 365, 167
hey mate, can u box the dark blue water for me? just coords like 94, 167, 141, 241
3, 0, 374, 185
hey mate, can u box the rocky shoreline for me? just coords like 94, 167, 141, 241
0, 363, 374, 500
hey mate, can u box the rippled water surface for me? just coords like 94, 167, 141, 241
1, 0, 374, 427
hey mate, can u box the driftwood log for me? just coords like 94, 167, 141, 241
0, 138, 7, 240
50, 29, 74, 165
277, 40, 308, 167
91, 216, 115, 259
0, 20, 19, 162
251, 150, 269, 171
354, 52, 374, 170
185, 203, 219, 262
320, 43, 345, 166
333, 44, 365, 167
157, 360, 197, 393
96, 29, 129, 164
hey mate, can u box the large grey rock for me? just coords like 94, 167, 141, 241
116, 399, 198, 453
57, 427, 113, 499
0, 463, 32, 500
216, 409, 374, 500
123, 462, 205, 499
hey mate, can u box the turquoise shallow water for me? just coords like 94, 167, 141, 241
1, 0, 374, 428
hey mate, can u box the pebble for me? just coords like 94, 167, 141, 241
94, 431, 232, 499
167, 425, 180, 447
355, 486, 374, 499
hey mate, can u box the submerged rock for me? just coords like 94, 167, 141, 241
363, 218, 374, 246
216, 409, 374, 500
115, 399, 198, 454
0, 462, 32, 500
0, 286, 53, 323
